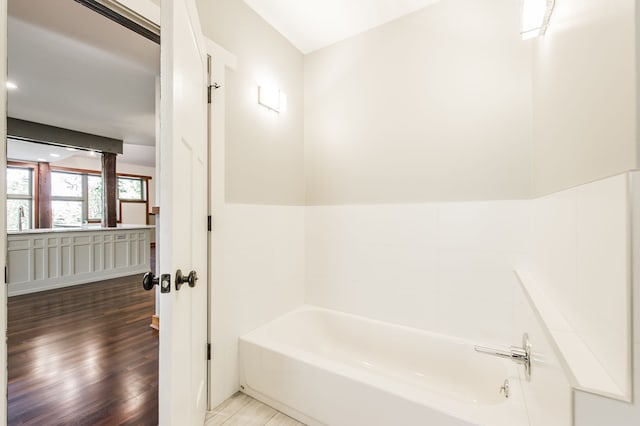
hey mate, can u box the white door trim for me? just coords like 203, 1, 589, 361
0, 0, 9, 421
203, 36, 235, 410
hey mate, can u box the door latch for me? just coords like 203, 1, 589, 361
142, 272, 171, 293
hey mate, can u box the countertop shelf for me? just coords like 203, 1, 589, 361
8, 224, 155, 235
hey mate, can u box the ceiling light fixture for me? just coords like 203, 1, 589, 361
521, 0, 555, 40
49, 153, 60, 158
65, 147, 79, 152
258, 85, 287, 113
6, 81, 18, 90
37, 158, 47, 162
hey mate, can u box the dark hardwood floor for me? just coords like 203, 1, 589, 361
7, 270, 158, 425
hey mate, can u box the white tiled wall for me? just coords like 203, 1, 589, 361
305, 201, 530, 345
513, 284, 573, 426
211, 204, 305, 407
572, 171, 640, 425
574, 345, 640, 426
527, 174, 631, 398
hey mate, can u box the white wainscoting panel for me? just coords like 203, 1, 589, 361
8, 227, 152, 296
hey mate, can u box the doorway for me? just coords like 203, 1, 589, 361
5, 0, 160, 423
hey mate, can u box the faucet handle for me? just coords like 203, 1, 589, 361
475, 333, 532, 381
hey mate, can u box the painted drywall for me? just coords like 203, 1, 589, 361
531, 0, 637, 196
196, 0, 305, 205
304, 0, 532, 204
52, 155, 156, 213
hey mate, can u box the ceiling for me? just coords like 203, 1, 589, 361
243, 0, 441, 53
7, 0, 159, 166
7, 138, 157, 168
8, 139, 82, 164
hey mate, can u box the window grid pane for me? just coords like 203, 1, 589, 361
7, 199, 32, 231
51, 172, 83, 198
7, 168, 32, 196
118, 177, 144, 200
88, 175, 103, 220
52, 200, 83, 226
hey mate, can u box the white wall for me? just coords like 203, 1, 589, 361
525, 173, 631, 400
513, 283, 572, 426
304, 0, 532, 204
531, 0, 637, 196
210, 204, 305, 406
306, 200, 530, 345
197, 0, 304, 205
205, 36, 306, 408
572, 171, 640, 425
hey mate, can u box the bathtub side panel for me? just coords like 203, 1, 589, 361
239, 339, 476, 426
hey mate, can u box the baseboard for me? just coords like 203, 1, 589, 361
8, 266, 149, 297
150, 314, 159, 330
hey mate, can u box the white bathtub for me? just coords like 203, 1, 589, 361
239, 306, 529, 426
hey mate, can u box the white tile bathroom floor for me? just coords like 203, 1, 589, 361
206, 392, 305, 426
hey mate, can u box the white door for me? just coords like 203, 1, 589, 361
159, 0, 208, 424
0, 0, 7, 421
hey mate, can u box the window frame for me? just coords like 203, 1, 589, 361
50, 166, 150, 225
6, 164, 152, 228
6, 165, 35, 230
117, 176, 146, 201
51, 170, 90, 226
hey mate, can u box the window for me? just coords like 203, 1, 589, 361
51, 171, 105, 226
88, 175, 103, 220
6, 167, 33, 231
118, 177, 145, 200
50, 171, 147, 226
51, 171, 86, 226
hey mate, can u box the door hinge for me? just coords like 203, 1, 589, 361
207, 83, 221, 104
207, 215, 212, 231
207, 343, 212, 360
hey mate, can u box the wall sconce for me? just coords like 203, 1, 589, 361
258, 85, 287, 113
521, 0, 555, 40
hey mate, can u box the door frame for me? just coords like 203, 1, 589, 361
1, 0, 8, 421
203, 37, 236, 410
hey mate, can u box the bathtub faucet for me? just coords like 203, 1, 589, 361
474, 333, 531, 381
